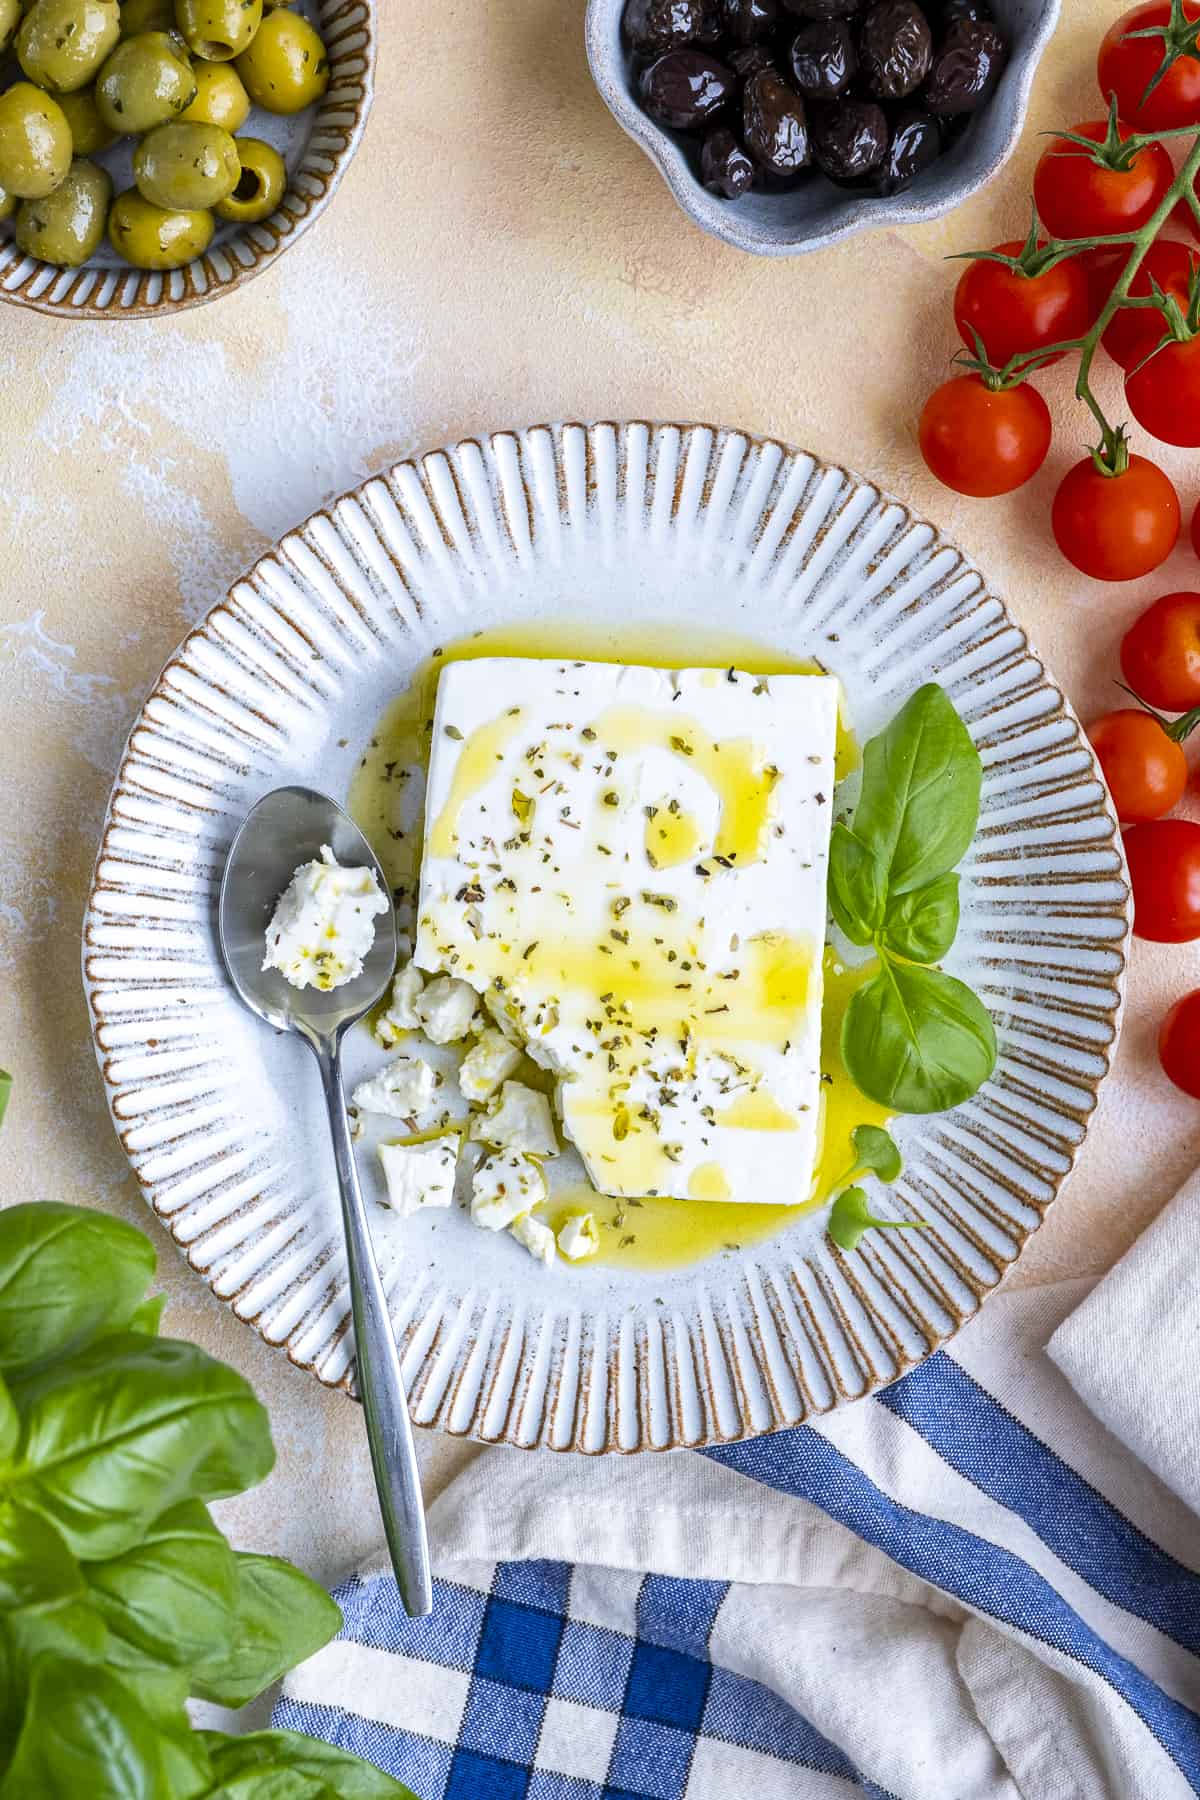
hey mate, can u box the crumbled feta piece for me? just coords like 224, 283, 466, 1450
469, 1081, 558, 1156
415, 975, 479, 1045
470, 1150, 548, 1231
557, 1213, 600, 1262
459, 1029, 522, 1103
374, 963, 426, 1047
377, 1134, 460, 1217
352, 1056, 439, 1120
263, 846, 388, 992
509, 1211, 556, 1265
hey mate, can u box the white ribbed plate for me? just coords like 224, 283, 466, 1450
84, 422, 1130, 1452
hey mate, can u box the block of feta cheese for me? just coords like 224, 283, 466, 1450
352, 1056, 439, 1120
470, 1149, 548, 1231
468, 1081, 558, 1156
377, 1134, 460, 1216
263, 847, 388, 991
459, 1028, 523, 1103
510, 1211, 556, 1265
374, 962, 425, 1047
415, 658, 838, 1205
557, 1213, 600, 1262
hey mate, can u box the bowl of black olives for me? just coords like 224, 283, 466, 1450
586, 0, 1059, 255
0, 0, 373, 318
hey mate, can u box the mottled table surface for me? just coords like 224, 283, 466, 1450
1, 0, 1198, 1594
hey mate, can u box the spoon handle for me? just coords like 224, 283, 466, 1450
315, 1043, 433, 1618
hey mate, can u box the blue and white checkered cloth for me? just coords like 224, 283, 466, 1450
274, 1260, 1200, 1799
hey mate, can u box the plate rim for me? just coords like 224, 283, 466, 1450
82, 417, 1132, 1449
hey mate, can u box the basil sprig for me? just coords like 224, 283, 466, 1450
830, 684, 997, 1115
0, 1203, 416, 1800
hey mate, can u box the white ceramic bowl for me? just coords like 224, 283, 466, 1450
0, 0, 373, 319
83, 421, 1129, 1455
585, 0, 1061, 256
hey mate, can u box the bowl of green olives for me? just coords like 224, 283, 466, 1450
585, 0, 1059, 256
0, 0, 373, 315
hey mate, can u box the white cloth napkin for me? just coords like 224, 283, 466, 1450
1049, 1167, 1200, 1518
278, 1267, 1200, 1799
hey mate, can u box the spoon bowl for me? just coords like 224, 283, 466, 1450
218, 784, 432, 1618
219, 785, 398, 1042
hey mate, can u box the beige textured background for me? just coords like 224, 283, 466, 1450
1, 0, 1199, 1611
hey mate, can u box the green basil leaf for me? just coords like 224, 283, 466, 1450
0, 1379, 16, 1468
827, 825, 883, 945
87, 1501, 237, 1671
189, 1554, 342, 1707
128, 1296, 168, 1337
7, 1334, 273, 1559
842, 960, 997, 1115
0, 1204, 155, 1372
851, 684, 981, 898
205, 1731, 418, 1798
0, 1656, 186, 1800
881, 871, 960, 963
827, 1186, 926, 1252
850, 1124, 902, 1184
0, 1502, 81, 1611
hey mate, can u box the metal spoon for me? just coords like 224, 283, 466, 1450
218, 785, 432, 1618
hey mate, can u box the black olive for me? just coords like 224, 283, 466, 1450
743, 67, 811, 172
859, 0, 933, 99
939, 0, 990, 22
923, 16, 1007, 113
623, 0, 711, 53
639, 49, 737, 127
780, 0, 863, 17
875, 105, 941, 189
720, 0, 778, 43
729, 41, 776, 76
789, 19, 856, 97
812, 98, 888, 178
701, 125, 758, 193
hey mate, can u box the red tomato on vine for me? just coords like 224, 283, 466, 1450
1033, 117, 1175, 239
953, 243, 1092, 368
919, 375, 1051, 497
1098, 1, 1200, 131
1052, 452, 1181, 580
1125, 331, 1200, 446
1125, 820, 1200, 942
1102, 239, 1200, 369
1160, 990, 1200, 1099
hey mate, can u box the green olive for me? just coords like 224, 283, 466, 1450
174, 0, 259, 62
17, 0, 121, 92
0, 185, 15, 222
178, 54, 247, 127
57, 84, 118, 152
235, 8, 326, 113
14, 155, 111, 262
95, 30, 196, 132
0, 0, 21, 52
0, 83, 72, 198
108, 185, 212, 266
213, 132, 283, 221
119, 0, 173, 31
133, 117, 237, 207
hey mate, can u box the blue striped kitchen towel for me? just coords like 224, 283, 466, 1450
273, 1276, 1200, 1799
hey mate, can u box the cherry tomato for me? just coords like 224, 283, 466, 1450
1052, 453, 1181, 580
1098, 2, 1200, 130
1194, 495, 1200, 559
1102, 239, 1199, 370
1121, 591, 1200, 710
1125, 819, 1200, 941
1125, 331, 1200, 447
1088, 709, 1187, 820
1033, 120, 1174, 239
1160, 989, 1200, 1099
919, 375, 1051, 498
953, 242, 1092, 369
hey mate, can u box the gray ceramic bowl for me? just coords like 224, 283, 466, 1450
585, 0, 1060, 256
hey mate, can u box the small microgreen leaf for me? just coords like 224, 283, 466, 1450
828, 1187, 927, 1253
851, 1125, 903, 1184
